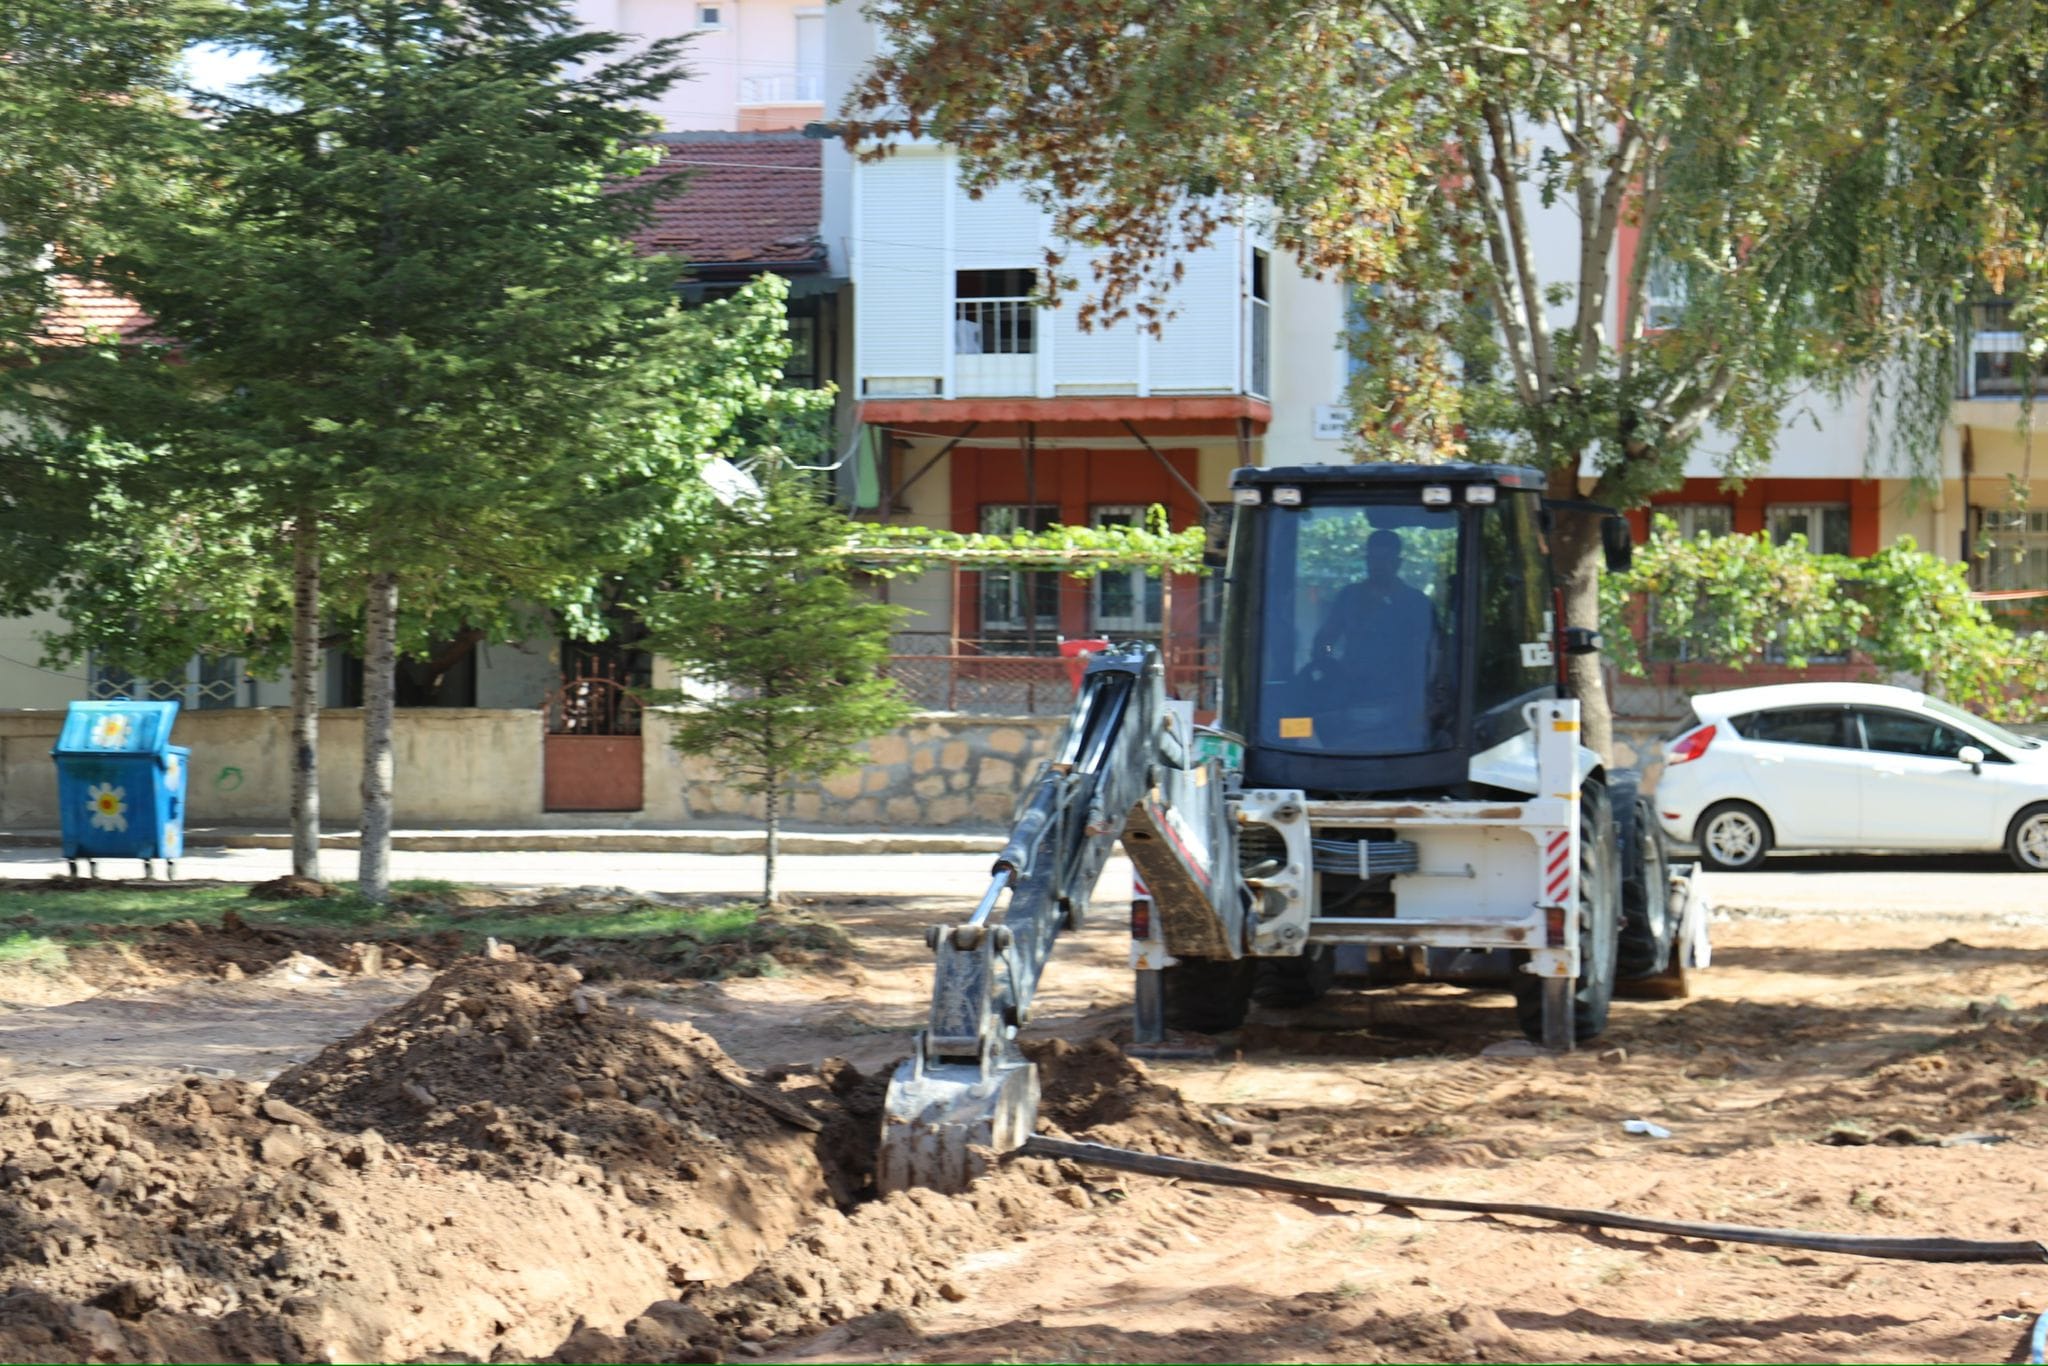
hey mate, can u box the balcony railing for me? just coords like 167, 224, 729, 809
738, 72, 824, 105
954, 297, 1037, 396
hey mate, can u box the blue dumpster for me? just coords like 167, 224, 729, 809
51, 700, 190, 879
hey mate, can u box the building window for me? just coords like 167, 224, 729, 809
1090, 506, 1165, 635
89, 654, 248, 709
1979, 508, 2048, 590
1969, 298, 2048, 398
695, 4, 724, 28
1665, 504, 1733, 541
954, 269, 1037, 356
784, 308, 819, 388
1248, 249, 1271, 398
1768, 504, 1850, 556
1644, 253, 1687, 331
1200, 503, 1232, 632
978, 504, 1059, 636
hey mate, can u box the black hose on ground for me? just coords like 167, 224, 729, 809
1020, 1136, 2048, 1265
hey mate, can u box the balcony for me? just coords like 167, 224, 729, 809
953, 296, 1037, 397
738, 72, 824, 105
1965, 299, 2048, 398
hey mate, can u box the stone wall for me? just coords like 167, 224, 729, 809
651, 713, 1061, 828
0, 708, 1063, 831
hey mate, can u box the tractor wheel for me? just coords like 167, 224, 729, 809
1515, 779, 1621, 1046
1615, 792, 1672, 982
1251, 945, 1337, 1009
1160, 956, 1255, 1034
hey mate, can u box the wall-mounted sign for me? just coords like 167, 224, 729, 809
1312, 405, 1353, 441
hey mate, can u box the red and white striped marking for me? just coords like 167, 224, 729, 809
1542, 830, 1573, 905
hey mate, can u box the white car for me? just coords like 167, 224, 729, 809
1654, 682, 2048, 872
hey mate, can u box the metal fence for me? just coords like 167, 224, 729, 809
885, 633, 1219, 717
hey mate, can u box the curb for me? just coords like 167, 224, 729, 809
0, 829, 1006, 857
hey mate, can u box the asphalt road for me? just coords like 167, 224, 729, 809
2, 841, 2043, 919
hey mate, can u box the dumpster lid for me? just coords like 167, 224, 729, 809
54, 700, 181, 756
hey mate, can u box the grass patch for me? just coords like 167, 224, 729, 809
0, 879, 842, 979
0, 931, 69, 973
0, 882, 386, 934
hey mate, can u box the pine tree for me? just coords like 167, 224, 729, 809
53, 0, 727, 898
644, 470, 915, 908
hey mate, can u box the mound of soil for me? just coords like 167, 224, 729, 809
552, 1161, 1084, 1364
247, 876, 333, 902
0, 958, 858, 1363
1025, 1037, 1229, 1154
269, 958, 829, 1194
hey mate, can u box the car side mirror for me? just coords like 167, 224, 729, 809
1602, 514, 1634, 574
1958, 744, 1984, 774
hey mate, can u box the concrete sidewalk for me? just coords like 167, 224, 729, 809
0, 825, 1007, 857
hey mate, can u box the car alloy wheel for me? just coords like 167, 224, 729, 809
1703, 809, 1764, 869
2016, 811, 2048, 871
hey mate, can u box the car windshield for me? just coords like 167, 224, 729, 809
1255, 500, 1460, 756
1919, 694, 2042, 751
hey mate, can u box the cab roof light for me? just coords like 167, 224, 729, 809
1421, 485, 1453, 506
1668, 724, 1717, 765
1466, 484, 1497, 505
1272, 486, 1303, 506
1232, 486, 1262, 505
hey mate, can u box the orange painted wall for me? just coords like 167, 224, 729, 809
947, 445, 1207, 642
1623, 477, 1881, 557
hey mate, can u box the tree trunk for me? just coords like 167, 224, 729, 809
290, 515, 322, 882
1551, 509, 1615, 764
358, 571, 399, 902
762, 776, 780, 909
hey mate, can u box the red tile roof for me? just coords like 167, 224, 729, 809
627, 132, 825, 269
39, 276, 158, 346
34, 133, 825, 346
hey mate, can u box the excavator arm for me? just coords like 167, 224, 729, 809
878, 644, 1232, 1193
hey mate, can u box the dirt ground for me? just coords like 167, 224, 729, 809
0, 883, 2044, 1364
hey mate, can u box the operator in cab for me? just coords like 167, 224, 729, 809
1306, 527, 1445, 752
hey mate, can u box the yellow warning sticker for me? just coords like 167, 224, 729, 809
1279, 716, 1314, 739
1552, 719, 1579, 732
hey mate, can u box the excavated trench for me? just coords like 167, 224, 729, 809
0, 958, 1195, 1364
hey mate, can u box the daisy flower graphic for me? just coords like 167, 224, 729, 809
89, 714, 133, 748
86, 782, 129, 833
164, 754, 183, 790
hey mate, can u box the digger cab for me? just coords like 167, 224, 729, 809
1220, 463, 1562, 800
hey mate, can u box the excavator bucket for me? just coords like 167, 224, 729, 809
877, 1052, 1040, 1195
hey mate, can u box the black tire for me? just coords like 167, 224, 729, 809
2005, 803, 2048, 872
1161, 956, 1255, 1033
1695, 800, 1772, 871
1515, 780, 1620, 1044
1251, 945, 1337, 1009
1616, 793, 1672, 980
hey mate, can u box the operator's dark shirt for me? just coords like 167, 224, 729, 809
1311, 577, 1439, 746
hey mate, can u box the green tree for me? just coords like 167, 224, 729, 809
0, 0, 194, 360
47, 0, 717, 898
844, 0, 2048, 759
0, 0, 197, 600
1605, 516, 2048, 721
644, 468, 915, 907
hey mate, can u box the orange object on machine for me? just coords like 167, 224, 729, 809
1058, 638, 1111, 691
